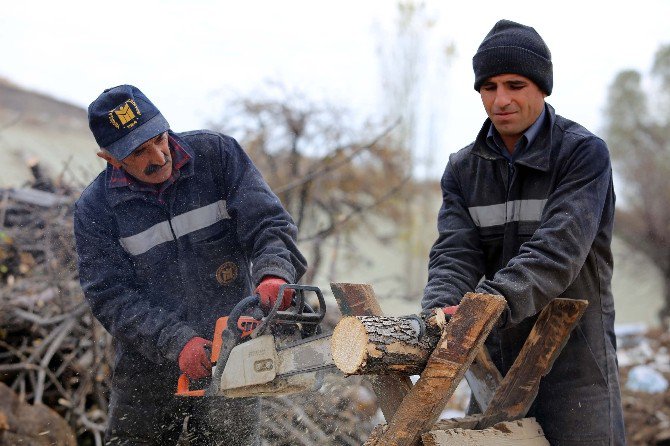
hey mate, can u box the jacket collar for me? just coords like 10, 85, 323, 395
470, 103, 555, 172
104, 131, 196, 207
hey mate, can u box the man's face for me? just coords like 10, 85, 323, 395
98, 132, 172, 184
479, 74, 547, 145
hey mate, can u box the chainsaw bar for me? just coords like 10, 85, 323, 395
275, 332, 336, 378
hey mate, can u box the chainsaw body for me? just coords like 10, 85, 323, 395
176, 284, 335, 398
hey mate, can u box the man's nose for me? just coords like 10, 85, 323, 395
147, 145, 167, 164
494, 89, 512, 108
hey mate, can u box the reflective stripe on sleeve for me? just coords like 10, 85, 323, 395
468, 199, 547, 228
119, 200, 231, 255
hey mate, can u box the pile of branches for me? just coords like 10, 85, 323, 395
0, 178, 112, 445
0, 170, 377, 445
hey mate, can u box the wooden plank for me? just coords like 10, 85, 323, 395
372, 292, 506, 446
330, 282, 413, 422
331, 282, 383, 316
476, 298, 588, 429
465, 346, 503, 412
422, 417, 549, 446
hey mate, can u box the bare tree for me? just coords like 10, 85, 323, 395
375, 1, 455, 298
604, 44, 670, 325
212, 87, 411, 284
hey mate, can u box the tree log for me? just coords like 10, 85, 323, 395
331, 314, 442, 375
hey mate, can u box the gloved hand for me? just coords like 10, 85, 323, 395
420, 305, 459, 321
178, 337, 212, 380
256, 276, 294, 311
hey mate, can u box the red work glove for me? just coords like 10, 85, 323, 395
178, 337, 212, 380
256, 276, 294, 311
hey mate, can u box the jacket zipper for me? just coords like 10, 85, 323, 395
162, 204, 177, 241
500, 160, 516, 371
505, 162, 515, 221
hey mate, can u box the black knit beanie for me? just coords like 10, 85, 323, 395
473, 19, 553, 95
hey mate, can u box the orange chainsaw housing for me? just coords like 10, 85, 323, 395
176, 316, 258, 397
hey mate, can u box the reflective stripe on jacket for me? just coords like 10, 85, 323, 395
423, 104, 624, 445
74, 131, 307, 369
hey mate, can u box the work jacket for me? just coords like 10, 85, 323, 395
423, 104, 625, 445
74, 130, 307, 383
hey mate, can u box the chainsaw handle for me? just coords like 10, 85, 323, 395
176, 374, 205, 397
226, 294, 260, 333
275, 283, 326, 323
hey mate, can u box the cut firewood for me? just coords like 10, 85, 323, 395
331, 314, 442, 375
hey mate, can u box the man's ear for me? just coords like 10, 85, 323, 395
96, 150, 122, 168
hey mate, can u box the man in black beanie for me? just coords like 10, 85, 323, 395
423, 20, 625, 445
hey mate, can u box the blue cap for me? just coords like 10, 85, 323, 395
87, 85, 170, 160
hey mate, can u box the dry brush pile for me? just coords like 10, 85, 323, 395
0, 176, 377, 446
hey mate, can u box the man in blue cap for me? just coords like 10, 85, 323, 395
74, 85, 307, 445
422, 20, 625, 445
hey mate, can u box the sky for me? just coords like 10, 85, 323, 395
2, 1, 670, 179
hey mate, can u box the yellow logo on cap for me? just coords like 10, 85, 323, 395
108, 99, 141, 130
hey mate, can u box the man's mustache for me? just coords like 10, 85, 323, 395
144, 157, 171, 175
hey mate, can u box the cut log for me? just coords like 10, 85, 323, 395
476, 298, 588, 429
372, 292, 506, 446
330, 282, 413, 422
422, 417, 549, 446
331, 315, 442, 375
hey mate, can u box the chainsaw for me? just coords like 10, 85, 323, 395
176, 284, 337, 398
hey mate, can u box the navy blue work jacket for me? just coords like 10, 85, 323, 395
74, 131, 307, 371
423, 104, 624, 445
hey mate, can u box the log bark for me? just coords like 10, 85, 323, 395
330, 283, 413, 422
372, 292, 507, 446
476, 298, 588, 429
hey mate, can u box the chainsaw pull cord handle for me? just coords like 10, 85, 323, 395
206, 294, 260, 396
